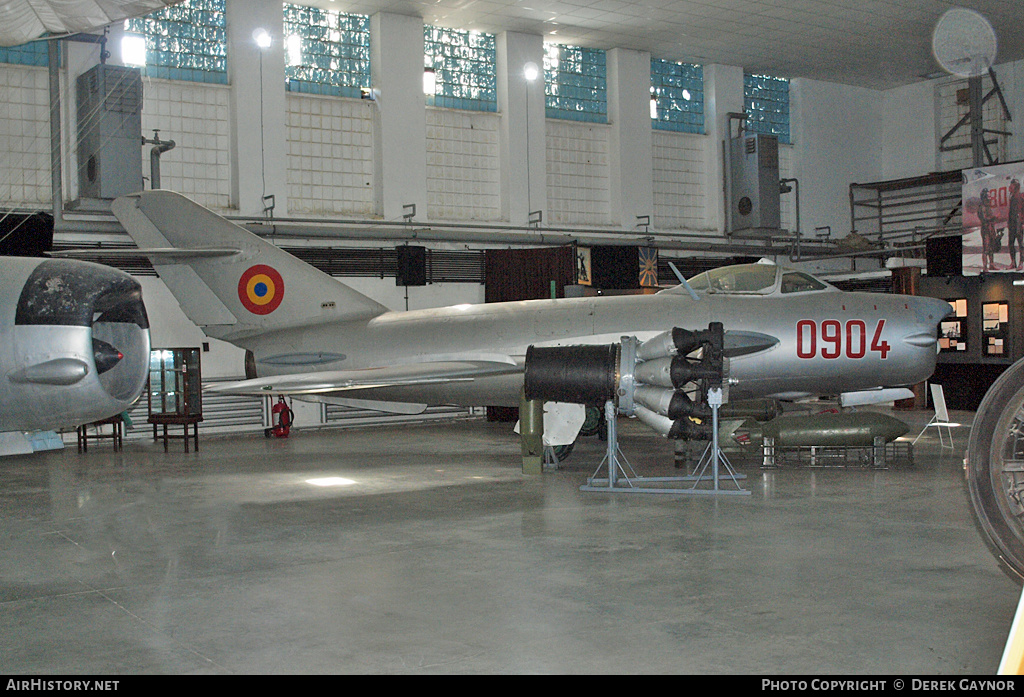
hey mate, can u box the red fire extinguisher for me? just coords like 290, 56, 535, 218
265, 396, 295, 438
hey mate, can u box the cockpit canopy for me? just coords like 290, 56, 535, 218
663, 262, 836, 296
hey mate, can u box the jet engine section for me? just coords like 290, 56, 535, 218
523, 324, 726, 441
524, 344, 619, 406
626, 324, 724, 441
0, 258, 150, 433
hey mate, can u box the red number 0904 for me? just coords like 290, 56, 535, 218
796, 319, 890, 360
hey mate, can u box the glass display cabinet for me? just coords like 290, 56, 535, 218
147, 348, 203, 451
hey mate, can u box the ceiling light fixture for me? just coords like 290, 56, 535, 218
253, 28, 272, 49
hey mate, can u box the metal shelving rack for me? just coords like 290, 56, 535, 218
849, 170, 962, 245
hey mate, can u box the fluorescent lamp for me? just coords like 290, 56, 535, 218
423, 67, 437, 95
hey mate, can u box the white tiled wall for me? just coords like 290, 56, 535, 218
426, 107, 501, 221
286, 93, 375, 216
0, 61, 819, 239
0, 65, 51, 206
652, 130, 707, 231
141, 78, 232, 210
546, 119, 610, 226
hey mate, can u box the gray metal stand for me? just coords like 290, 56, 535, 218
580, 400, 640, 492
682, 388, 750, 495
542, 445, 560, 470
581, 391, 749, 496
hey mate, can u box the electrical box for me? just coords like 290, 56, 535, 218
76, 64, 143, 200
396, 245, 427, 286
727, 133, 781, 237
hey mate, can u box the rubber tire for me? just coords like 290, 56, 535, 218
578, 406, 603, 437
551, 443, 575, 462
965, 356, 1024, 583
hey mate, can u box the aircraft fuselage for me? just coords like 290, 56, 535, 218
242, 287, 949, 407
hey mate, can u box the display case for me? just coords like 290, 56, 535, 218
147, 348, 203, 451
940, 298, 968, 353
983, 301, 1009, 357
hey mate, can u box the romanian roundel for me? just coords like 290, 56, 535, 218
238, 264, 284, 315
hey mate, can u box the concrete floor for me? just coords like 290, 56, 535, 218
0, 406, 1020, 674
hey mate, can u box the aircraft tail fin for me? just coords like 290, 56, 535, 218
112, 191, 388, 342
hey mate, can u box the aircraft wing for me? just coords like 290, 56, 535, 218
205, 359, 523, 396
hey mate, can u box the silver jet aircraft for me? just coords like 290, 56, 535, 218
112, 191, 950, 444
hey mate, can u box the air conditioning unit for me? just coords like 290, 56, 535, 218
727, 133, 781, 237
76, 64, 143, 200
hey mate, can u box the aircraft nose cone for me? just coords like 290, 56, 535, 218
903, 296, 953, 351
916, 296, 955, 322
93, 338, 124, 375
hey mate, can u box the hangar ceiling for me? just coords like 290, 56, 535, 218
308, 0, 1024, 90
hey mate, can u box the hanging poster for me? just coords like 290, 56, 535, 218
575, 247, 592, 286
962, 161, 1024, 274
638, 247, 659, 288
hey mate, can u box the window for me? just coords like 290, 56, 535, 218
744, 73, 789, 143
650, 59, 703, 134
283, 4, 369, 98
423, 26, 496, 111
123, 0, 227, 84
0, 40, 50, 67
780, 272, 827, 294
121, 35, 146, 66
686, 264, 778, 295
544, 43, 606, 123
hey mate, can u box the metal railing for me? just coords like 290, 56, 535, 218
849, 170, 962, 245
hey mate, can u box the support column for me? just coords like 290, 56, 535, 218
226, 0, 288, 216
702, 64, 744, 234
371, 12, 427, 221
497, 31, 545, 226
607, 48, 653, 229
